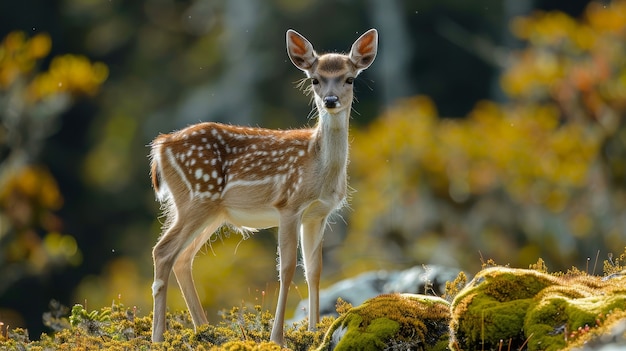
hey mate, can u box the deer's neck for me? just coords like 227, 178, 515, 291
313, 108, 349, 192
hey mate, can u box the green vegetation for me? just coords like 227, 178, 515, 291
1, 249, 625, 350
0, 301, 330, 350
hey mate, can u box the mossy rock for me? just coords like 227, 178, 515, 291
316, 293, 450, 351
449, 267, 626, 351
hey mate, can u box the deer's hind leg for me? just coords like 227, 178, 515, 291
151, 205, 215, 342
172, 219, 222, 328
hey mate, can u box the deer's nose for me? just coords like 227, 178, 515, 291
323, 95, 339, 108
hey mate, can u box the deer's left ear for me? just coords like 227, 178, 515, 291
349, 29, 378, 73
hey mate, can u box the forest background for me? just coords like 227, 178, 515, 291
1, 0, 624, 338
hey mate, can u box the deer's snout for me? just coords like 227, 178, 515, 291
323, 95, 339, 109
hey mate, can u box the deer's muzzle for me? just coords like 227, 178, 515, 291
323, 95, 339, 109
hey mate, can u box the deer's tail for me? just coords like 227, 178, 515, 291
149, 137, 166, 200
151, 157, 161, 194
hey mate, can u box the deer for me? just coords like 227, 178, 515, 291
148, 28, 378, 345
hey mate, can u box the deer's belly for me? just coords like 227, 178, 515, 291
225, 206, 279, 229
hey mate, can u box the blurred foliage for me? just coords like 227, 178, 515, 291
0, 31, 106, 297
345, 0, 626, 274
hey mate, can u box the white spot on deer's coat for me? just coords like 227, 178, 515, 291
198, 191, 212, 199
195, 168, 203, 180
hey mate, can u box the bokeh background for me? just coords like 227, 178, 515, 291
2, 0, 625, 337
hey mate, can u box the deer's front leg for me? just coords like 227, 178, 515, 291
301, 217, 326, 330
270, 213, 300, 345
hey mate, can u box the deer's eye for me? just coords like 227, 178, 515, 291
345, 77, 354, 85
311, 78, 319, 85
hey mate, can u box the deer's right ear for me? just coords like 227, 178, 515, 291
287, 29, 317, 73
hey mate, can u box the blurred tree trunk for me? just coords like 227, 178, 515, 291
177, 0, 265, 126
367, 0, 414, 106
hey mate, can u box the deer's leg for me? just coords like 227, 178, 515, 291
152, 221, 184, 342
270, 213, 300, 345
172, 222, 219, 329
151, 211, 206, 342
301, 217, 326, 330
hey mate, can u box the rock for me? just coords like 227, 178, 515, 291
315, 293, 451, 351
571, 319, 626, 351
291, 265, 460, 322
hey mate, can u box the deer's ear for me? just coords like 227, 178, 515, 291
349, 29, 378, 73
287, 29, 317, 72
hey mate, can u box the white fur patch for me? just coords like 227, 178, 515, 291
152, 279, 165, 297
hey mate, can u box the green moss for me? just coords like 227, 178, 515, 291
332, 314, 399, 351
317, 293, 450, 351
450, 266, 626, 351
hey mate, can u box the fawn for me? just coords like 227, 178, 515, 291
149, 28, 377, 344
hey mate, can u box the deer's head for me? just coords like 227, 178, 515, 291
287, 29, 378, 114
